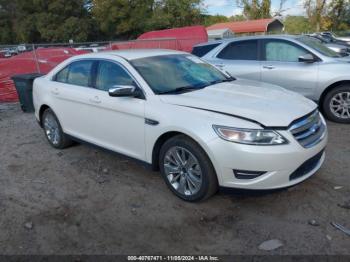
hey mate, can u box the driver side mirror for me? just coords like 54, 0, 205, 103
298, 54, 316, 63
108, 85, 142, 98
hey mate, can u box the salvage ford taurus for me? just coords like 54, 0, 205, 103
33, 50, 328, 201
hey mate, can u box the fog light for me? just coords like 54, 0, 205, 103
233, 170, 266, 179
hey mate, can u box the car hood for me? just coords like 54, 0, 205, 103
336, 37, 350, 42
159, 79, 317, 127
326, 43, 346, 49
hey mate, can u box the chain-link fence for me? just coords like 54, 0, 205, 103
0, 38, 206, 102
0, 41, 113, 101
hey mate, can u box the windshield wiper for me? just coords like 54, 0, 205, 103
214, 78, 235, 84
157, 86, 205, 95
157, 77, 236, 95
200, 77, 236, 88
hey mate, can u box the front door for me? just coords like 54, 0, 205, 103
261, 39, 319, 99
86, 60, 146, 160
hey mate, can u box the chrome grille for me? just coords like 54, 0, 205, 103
289, 111, 326, 148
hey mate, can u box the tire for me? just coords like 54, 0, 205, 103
322, 85, 350, 123
159, 135, 218, 202
42, 108, 72, 149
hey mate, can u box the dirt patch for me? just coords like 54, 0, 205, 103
0, 102, 349, 255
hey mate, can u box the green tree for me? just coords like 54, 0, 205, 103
153, 0, 203, 28
229, 14, 246, 21
92, 0, 203, 39
201, 14, 229, 27
261, 0, 271, 18
0, 0, 15, 44
237, 0, 271, 19
304, 0, 327, 31
25, 0, 96, 42
0, 0, 97, 43
92, 0, 155, 39
328, 0, 350, 31
284, 15, 313, 34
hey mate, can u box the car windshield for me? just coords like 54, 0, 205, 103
298, 36, 342, 57
130, 54, 233, 94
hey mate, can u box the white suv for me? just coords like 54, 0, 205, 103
33, 50, 328, 201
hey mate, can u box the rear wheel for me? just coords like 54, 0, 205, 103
323, 85, 350, 123
159, 135, 218, 202
42, 108, 72, 149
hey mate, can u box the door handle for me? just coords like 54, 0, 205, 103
89, 96, 101, 104
215, 64, 224, 69
263, 65, 275, 70
51, 88, 59, 95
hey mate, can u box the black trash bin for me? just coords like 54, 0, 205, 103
11, 73, 44, 112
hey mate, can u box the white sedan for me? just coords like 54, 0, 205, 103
33, 49, 328, 201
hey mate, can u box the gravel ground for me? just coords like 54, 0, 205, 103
0, 102, 349, 255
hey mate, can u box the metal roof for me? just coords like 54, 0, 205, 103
207, 18, 283, 34
207, 28, 232, 34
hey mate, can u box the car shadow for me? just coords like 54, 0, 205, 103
218, 186, 289, 199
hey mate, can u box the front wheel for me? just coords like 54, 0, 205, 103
323, 85, 350, 123
159, 135, 218, 202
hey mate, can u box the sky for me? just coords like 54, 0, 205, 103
203, 0, 305, 17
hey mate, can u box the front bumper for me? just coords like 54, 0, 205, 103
206, 128, 328, 190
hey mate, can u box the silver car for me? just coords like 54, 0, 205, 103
307, 34, 350, 56
193, 35, 350, 123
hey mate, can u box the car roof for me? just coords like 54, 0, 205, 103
194, 34, 302, 47
75, 49, 187, 61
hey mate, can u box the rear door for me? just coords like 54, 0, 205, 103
260, 39, 319, 98
51, 59, 145, 160
50, 59, 97, 139
208, 40, 261, 81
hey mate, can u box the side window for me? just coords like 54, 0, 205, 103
192, 43, 221, 57
265, 41, 309, 62
96, 61, 134, 91
55, 67, 69, 83
217, 40, 258, 60
67, 60, 94, 87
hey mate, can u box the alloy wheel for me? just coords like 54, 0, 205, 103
43, 113, 61, 145
163, 146, 202, 196
330, 91, 350, 119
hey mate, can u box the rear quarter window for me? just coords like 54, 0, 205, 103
67, 61, 94, 87
55, 67, 69, 83
217, 40, 258, 60
192, 43, 221, 57
53, 60, 95, 87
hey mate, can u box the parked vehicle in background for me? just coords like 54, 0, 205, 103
320, 32, 350, 45
316, 33, 350, 47
308, 33, 350, 56
33, 50, 327, 201
195, 35, 350, 123
17, 44, 27, 52
8, 47, 19, 56
76, 46, 107, 53
0, 50, 11, 58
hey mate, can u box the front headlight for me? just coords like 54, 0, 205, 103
213, 125, 288, 145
